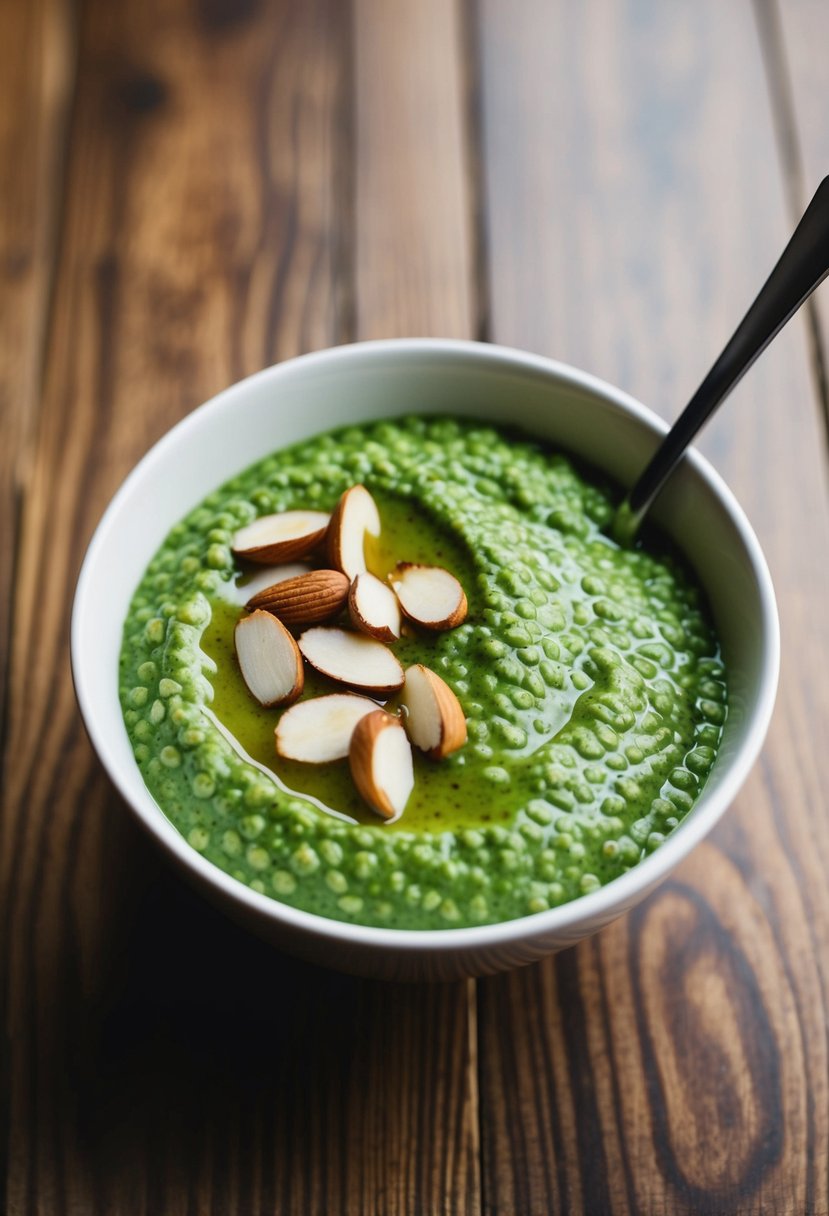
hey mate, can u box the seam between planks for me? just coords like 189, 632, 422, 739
465, 976, 484, 1216
460, 0, 491, 346
752, 0, 829, 459
336, 0, 358, 348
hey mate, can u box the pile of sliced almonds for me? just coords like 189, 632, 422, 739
230, 485, 468, 822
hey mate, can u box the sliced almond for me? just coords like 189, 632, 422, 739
235, 610, 304, 707
247, 569, 350, 627
326, 485, 381, 579
401, 664, 468, 759
275, 693, 378, 763
232, 510, 330, 564
390, 563, 468, 630
349, 710, 414, 821
298, 627, 404, 695
348, 571, 402, 642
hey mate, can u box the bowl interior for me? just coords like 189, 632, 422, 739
72, 340, 777, 961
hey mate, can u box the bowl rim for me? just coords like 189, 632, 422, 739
71, 337, 780, 955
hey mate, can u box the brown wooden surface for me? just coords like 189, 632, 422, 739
2, 2, 827, 1212
0, 0, 73, 735
770, 0, 829, 440
477, 3, 829, 1212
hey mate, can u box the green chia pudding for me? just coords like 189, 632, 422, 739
119, 416, 727, 929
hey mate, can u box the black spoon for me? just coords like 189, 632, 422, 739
612, 175, 829, 545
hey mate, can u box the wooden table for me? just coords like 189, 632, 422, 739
3, 2, 828, 1212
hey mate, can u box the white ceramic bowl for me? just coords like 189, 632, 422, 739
71, 340, 779, 980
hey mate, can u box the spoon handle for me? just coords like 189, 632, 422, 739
621, 175, 829, 534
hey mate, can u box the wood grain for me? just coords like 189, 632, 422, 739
2, 0, 349, 1205
353, 0, 475, 339
759, 0, 829, 435
476, 0, 829, 1212
0, 0, 73, 738
1, 0, 483, 1211
771, 0, 829, 198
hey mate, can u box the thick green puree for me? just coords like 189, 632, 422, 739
119, 416, 726, 929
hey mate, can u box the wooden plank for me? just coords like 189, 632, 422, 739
0, 0, 75, 1203
3, 0, 341, 1211
353, 0, 474, 338
770, 0, 829, 197
0, 0, 73, 734
760, 0, 829, 426
2, 2, 483, 1214
476, 1, 829, 1212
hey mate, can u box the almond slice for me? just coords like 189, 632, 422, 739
275, 693, 378, 763
247, 569, 350, 627
390, 563, 468, 630
232, 510, 330, 564
235, 610, 304, 707
298, 627, 404, 695
401, 664, 468, 759
349, 571, 402, 642
326, 485, 381, 579
349, 710, 414, 821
